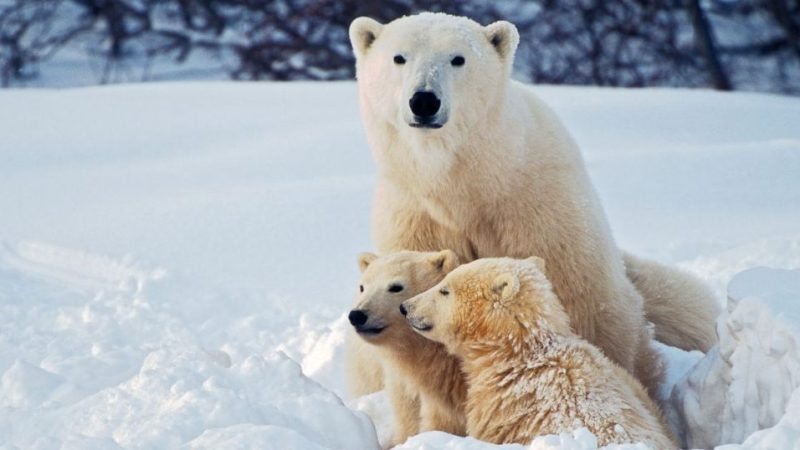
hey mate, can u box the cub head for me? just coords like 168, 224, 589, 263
349, 13, 518, 139
349, 250, 460, 345
401, 256, 571, 352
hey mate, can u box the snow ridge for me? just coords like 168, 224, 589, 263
670, 267, 800, 449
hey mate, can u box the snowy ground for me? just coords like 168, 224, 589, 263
0, 82, 799, 449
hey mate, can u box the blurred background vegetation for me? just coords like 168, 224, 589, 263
1, 0, 798, 94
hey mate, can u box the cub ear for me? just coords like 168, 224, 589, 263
491, 272, 520, 302
485, 21, 519, 62
357, 252, 378, 273
526, 256, 546, 274
349, 17, 384, 57
429, 250, 460, 273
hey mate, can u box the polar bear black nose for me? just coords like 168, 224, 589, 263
399, 303, 408, 316
410, 91, 441, 118
349, 309, 368, 327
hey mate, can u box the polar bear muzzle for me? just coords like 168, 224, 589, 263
409, 91, 443, 128
348, 309, 386, 335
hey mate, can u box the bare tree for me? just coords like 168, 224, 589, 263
687, 0, 732, 90
0, 0, 798, 93
511, 0, 700, 88
0, 1, 67, 86
706, 0, 800, 94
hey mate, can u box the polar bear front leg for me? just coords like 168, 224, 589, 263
419, 396, 466, 436
345, 330, 384, 397
386, 374, 421, 447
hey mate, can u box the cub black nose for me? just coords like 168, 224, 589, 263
349, 309, 368, 327
399, 303, 408, 316
409, 91, 441, 118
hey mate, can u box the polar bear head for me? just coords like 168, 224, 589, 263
401, 256, 572, 352
349, 250, 460, 345
349, 13, 519, 142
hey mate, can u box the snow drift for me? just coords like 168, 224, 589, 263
671, 267, 800, 449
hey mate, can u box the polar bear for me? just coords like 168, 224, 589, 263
347, 250, 466, 446
401, 257, 677, 448
347, 12, 719, 397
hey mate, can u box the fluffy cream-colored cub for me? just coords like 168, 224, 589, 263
347, 250, 466, 446
402, 257, 677, 448
348, 12, 719, 399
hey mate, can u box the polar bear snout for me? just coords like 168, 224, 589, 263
349, 309, 386, 335
349, 309, 368, 326
402, 299, 433, 332
410, 91, 441, 118
409, 91, 446, 129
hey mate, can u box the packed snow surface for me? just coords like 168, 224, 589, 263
0, 82, 799, 449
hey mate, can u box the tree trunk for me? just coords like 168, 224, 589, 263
687, 0, 732, 90
767, 0, 800, 62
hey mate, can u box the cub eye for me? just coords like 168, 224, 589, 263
388, 284, 404, 293
451, 56, 465, 67
393, 55, 406, 65
359, 285, 364, 293
439, 287, 450, 296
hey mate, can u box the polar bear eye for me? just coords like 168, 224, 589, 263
359, 285, 364, 293
393, 55, 406, 65
388, 284, 404, 293
451, 56, 465, 67
439, 287, 450, 296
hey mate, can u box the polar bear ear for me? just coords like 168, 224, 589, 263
491, 272, 520, 302
429, 250, 460, 273
357, 252, 378, 273
485, 21, 519, 62
349, 17, 384, 57
526, 256, 546, 274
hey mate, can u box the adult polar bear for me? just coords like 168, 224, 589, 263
346, 13, 719, 397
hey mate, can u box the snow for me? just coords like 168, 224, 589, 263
671, 267, 800, 449
0, 81, 799, 449
394, 428, 651, 450
349, 391, 395, 448
672, 268, 800, 448
0, 242, 377, 450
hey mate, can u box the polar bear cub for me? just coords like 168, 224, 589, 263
401, 256, 676, 448
348, 250, 467, 446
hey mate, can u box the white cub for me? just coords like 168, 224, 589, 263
347, 250, 466, 447
402, 257, 677, 448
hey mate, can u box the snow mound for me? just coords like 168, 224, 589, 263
396, 431, 526, 449
670, 267, 800, 448
722, 388, 800, 449
348, 390, 395, 448
394, 428, 650, 450
0, 243, 378, 450
528, 428, 649, 450
0, 360, 71, 409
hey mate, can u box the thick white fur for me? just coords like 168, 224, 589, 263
401, 257, 677, 447
347, 12, 718, 399
347, 251, 466, 447
623, 252, 720, 352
